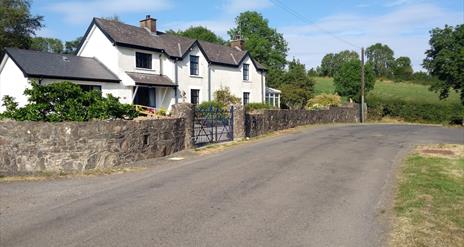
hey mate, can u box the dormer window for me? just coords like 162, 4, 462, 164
243, 64, 249, 81
136, 52, 152, 69
190, 55, 199, 75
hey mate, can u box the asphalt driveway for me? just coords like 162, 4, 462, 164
1, 124, 463, 247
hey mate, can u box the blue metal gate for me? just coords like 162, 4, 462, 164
193, 106, 234, 146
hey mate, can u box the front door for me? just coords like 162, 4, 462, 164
134, 87, 156, 108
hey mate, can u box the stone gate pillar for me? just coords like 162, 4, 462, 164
232, 104, 245, 140
171, 103, 195, 149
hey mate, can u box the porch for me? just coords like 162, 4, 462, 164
127, 72, 177, 111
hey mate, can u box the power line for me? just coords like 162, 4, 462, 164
269, 0, 361, 49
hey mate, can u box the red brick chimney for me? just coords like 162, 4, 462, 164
230, 34, 245, 51
140, 15, 157, 33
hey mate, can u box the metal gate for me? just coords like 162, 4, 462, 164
193, 106, 234, 146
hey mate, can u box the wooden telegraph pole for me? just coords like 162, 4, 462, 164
360, 47, 365, 123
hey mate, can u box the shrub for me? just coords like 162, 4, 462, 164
1, 81, 138, 122
306, 93, 341, 110
156, 108, 167, 116
196, 101, 226, 111
214, 87, 241, 106
334, 60, 375, 101
245, 103, 272, 112
367, 94, 464, 124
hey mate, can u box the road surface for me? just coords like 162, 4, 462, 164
1, 124, 463, 247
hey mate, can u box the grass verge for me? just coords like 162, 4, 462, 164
391, 144, 464, 247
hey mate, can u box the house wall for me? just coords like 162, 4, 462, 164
210, 56, 264, 104
78, 25, 133, 104
177, 46, 209, 104
0, 55, 30, 112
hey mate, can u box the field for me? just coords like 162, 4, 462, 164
391, 144, 464, 247
313, 77, 461, 106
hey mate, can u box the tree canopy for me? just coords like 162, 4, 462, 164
0, 0, 43, 57
333, 60, 375, 101
167, 26, 225, 45
31, 37, 64, 53
423, 24, 464, 105
228, 11, 288, 70
393, 56, 413, 81
320, 50, 359, 77
279, 59, 315, 109
366, 43, 395, 78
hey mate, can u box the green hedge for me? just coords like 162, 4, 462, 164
367, 95, 463, 124
245, 103, 272, 112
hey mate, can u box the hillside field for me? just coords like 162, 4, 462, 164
314, 77, 461, 106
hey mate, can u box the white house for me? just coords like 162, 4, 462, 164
0, 15, 269, 112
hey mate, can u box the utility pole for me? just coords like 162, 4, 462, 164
360, 47, 365, 123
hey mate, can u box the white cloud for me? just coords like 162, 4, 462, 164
47, 0, 172, 24
222, 0, 273, 14
281, 3, 461, 71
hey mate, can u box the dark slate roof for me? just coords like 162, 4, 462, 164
5, 48, 120, 82
126, 72, 176, 87
91, 18, 267, 71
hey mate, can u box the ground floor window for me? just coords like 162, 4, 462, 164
79, 84, 102, 93
134, 87, 156, 108
243, 92, 250, 105
191, 89, 200, 105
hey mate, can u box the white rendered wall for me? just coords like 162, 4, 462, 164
210, 56, 264, 103
177, 46, 209, 104
0, 56, 30, 112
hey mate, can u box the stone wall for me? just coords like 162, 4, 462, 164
245, 105, 359, 137
0, 118, 186, 175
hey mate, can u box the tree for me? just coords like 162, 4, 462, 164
320, 50, 359, 77
423, 24, 464, 104
279, 59, 314, 109
0, 0, 43, 57
366, 43, 395, 78
167, 26, 225, 45
393, 56, 413, 81
214, 86, 241, 105
64, 36, 83, 54
228, 11, 288, 70
333, 60, 375, 101
31, 37, 64, 53
320, 53, 335, 76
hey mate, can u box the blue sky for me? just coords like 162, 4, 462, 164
31, 0, 463, 71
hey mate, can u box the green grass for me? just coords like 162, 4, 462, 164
391, 145, 464, 247
313, 77, 461, 106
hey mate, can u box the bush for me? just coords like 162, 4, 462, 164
0, 81, 138, 122
196, 101, 226, 111
367, 94, 464, 124
156, 108, 167, 116
334, 60, 375, 101
245, 103, 272, 112
306, 93, 341, 110
214, 87, 241, 106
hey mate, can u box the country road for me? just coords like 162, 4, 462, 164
1, 124, 463, 247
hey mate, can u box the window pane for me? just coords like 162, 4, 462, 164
134, 87, 156, 108
190, 55, 199, 75
191, 89, 200, 105
136, 52, 152, 69
243, 64, 249, 81
243, 92, 250, 105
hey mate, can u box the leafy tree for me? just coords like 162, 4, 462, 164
320, 53, 335, 76
393, 56, 413, 81
0, 0, 43, 57
366, 43, 395, 78
266, 67, 286, 88
228, 11, 288, 70
320, 50, 359, 77
1, 81, 138, 121
31, 37, 64, 53
333, 60, 375, 101
279, 59, 314, 109
102, 15, 121, 22
167, 26, 225, 45
64, 36, 83, 54
423, 24, 464, 104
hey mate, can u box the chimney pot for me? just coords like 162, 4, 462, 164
230, 36, 245, 51
140, 15, 157, 33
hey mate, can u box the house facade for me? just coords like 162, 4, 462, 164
0, 16, 268, 112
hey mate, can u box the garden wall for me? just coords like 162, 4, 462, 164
245, 105, 360, 137
0, 118, 186, 175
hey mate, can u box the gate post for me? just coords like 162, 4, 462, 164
171, 103, 195, 149
232, 104, 245, 140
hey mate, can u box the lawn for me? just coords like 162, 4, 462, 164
313, 77, 461, 106
391, 144, 464, 247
